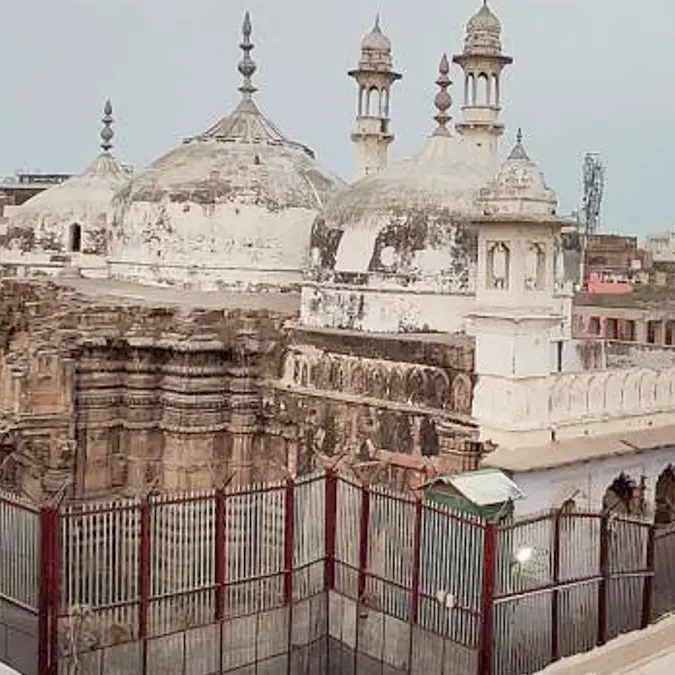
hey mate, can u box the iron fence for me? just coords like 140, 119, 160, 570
1, 473, 675, 675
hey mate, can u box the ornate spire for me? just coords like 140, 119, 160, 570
508, 127, 530, 160
433, 54, 452, 135
373, 13, 381, 33
100, 99, 114, 153
238, 11, 257, 100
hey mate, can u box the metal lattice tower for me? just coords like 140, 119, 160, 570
578, 152, 605, 288
581, 153, 604, 236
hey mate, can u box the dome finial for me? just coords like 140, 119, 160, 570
100, 99, 114, 153
433, 54, 452, 136
373, 13, 381, 32
508, 127, 530, 160
238, 10, 257, 100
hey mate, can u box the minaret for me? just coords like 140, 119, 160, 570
348, 15, 402, 180
452, 1, 512, 166
469, 130, 571, 449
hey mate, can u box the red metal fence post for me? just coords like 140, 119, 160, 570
214, 489, 226, 623
138, 499, 151, 675
324, 471, 337, 591
407, 498, 424, 672
597, 514, 609, 646
641, 523, 656, 629
357, 486, 371, 604
409, 498, 423, 625
48, 507, 61, 675
551, 509, 562, 663
478, 522, 497, 675
38, 507, 53, 675
284, 479, 295, 604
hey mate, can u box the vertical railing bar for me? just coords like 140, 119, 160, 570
324, 471, 337, 591
407, 497, 424, 673
214, 489, 225, 623
357, 486, 371, 603
38, 507, 53, 675
551, 509, 561, 664
597, 513, 609, 647
641, 523, 656, 629
49, 507, 61, 675
477, 522, 496, 675
139, 499, 151, 675
284, 479, 295, 675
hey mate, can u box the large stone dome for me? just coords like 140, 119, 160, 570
111, 13, 345, 292
1, 100, 128, 277
302, 57, 493, 334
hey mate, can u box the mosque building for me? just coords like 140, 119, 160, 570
0, 3, 674, 524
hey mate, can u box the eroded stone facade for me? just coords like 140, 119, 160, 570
263, 328, 482, 491
0, 279, 485, 502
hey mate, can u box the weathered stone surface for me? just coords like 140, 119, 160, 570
0, 277, 483, 501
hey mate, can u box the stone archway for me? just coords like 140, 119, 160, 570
602, 472, 644, 517
655, 465, 675, 526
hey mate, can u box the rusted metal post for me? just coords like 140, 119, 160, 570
409, 498, 423, 625
284, 479, 295, 604
597, 514, 610, 646
139, 499, 151, 674
357, 486, 371, 603
214, 489, 226, 622
478, 522, 497, 675
641, 523, 656, 629
38, 507, 54, 675
324, 471, 338, 591
551, 509, 562, 663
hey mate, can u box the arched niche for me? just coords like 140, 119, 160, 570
655, 465, 675, 526
602, 472, 644, 517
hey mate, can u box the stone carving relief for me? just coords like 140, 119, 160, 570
282, 350, 473, 415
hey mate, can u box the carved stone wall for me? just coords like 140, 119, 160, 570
0, 280, 291, 502
263, 328, 484, 491
0, 280, 486, 502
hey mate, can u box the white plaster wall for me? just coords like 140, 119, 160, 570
475, 363, 675, 448
510, 445, 675, 518
300, 283, 475, 333
111, 202, 316, 290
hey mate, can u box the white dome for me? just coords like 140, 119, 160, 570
302, 131, 493, 333
110, 14, 345, 293
111, 99, 344, 292
4, 152, 128, 257
464, 2, 503, 56
357, 15, 393, 70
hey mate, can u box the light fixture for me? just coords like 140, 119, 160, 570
514, 545, 534, 565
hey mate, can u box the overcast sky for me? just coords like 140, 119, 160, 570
0, 0, 670, 236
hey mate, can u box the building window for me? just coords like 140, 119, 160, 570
486, 241, 510, 290
555, 341, 563, 372
606, 318, 618, 340
68, 223, 82, 253
588, 317, 601, 335
624, 320, 636, 342
524, 242, 546, 291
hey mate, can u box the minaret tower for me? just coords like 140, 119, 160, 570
348, 15, 402, 180
452, 1, 512, 167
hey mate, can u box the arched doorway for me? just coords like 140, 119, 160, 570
655, 466, 675, 525
68, 223, 82, 253
602, 472, 644, 517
